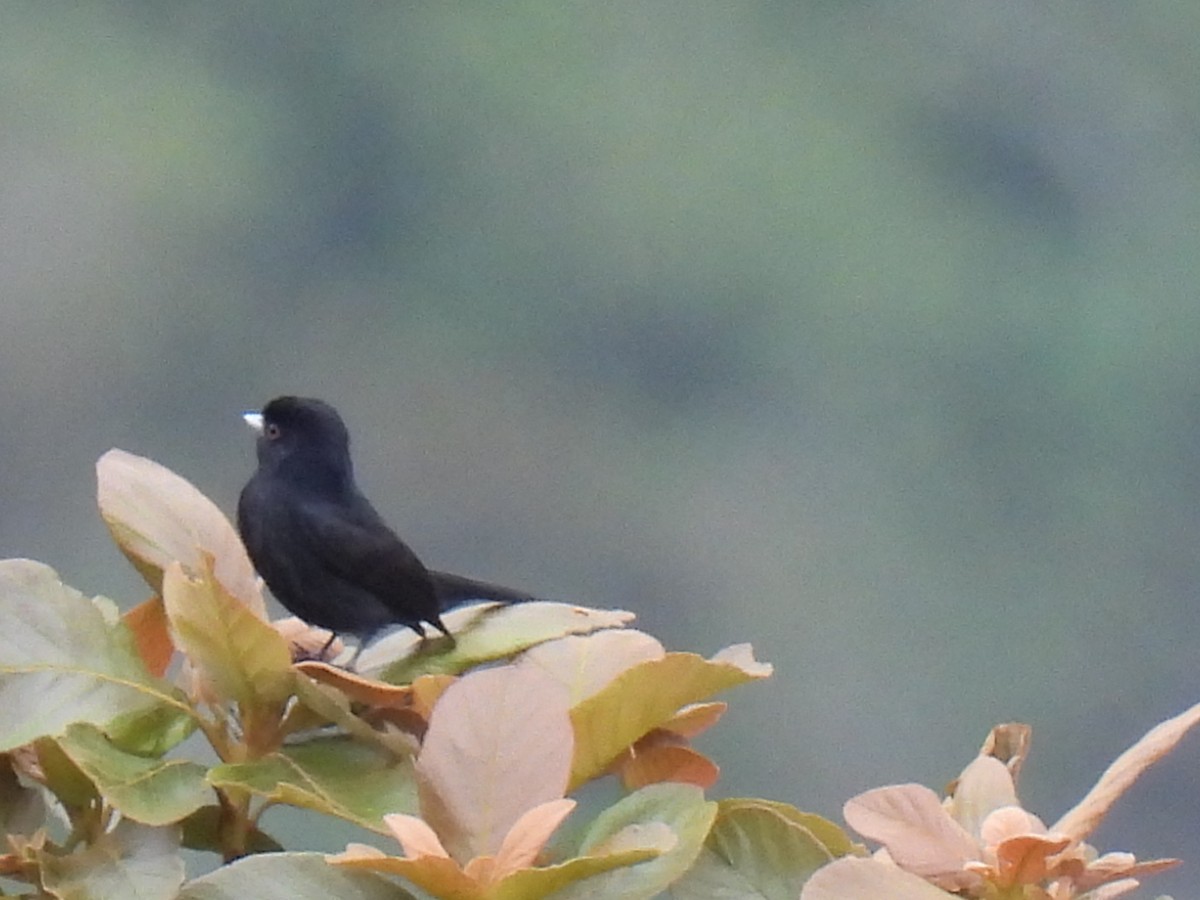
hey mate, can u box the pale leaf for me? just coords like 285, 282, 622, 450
978, 806, 1049, 845
38, 820, 183, 900
1052, 699, 1200, 840
363, 602, 636, 681
96, 449, 265, 618
710, 643, 774, 677
978, 722, 1032, 786
0, 560, 183, 752
1087, 880, 1143, 900
185, 852, 415, 899
416, 664, 573, 863
519, 631, 665, 704
800, 857, 959, 900
1074, 853, 1180, 890
947, 756, 1018, 838
843, 784, 979, 879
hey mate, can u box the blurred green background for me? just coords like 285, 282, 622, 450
4, 2, 1200, 893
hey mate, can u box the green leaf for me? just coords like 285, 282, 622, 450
176, 852, 416, 900
0, 753, 46, 834
96, 449, 266, 618
37, 820, 184, 900
366, 601, 636, 683
178, 806, 283, 856
569, 645, 772, 789
54, 723, 210, 826
493, 842, 666, 900
162, 559, 294, 708
0, 560, 189, 752
551, 783, 717, 900
34, 736, 100, 808
669, 802, 840, 899
104, 702, 198, 758
717, 798, 859, 858
207, 736, 417, 832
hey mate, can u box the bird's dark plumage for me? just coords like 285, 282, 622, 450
237, 396, 537, 650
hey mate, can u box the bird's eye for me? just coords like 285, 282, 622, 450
265, 423, 282, 440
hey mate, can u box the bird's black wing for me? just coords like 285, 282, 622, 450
293, 495, 443, 627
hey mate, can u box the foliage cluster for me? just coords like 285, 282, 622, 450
0, 449, 1192, 899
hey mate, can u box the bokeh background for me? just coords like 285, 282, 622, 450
4, 3, 1200, 894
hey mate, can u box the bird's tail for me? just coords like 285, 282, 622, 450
429, 570, 542, 610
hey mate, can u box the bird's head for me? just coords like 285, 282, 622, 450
243, 396, 354, 491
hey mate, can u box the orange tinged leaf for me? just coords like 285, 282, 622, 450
660, 702, 727, 738
297, 662, 416, 709
620, 743, 719, 790
384, 813, 452, 859
411, 674, 457, 720
489, 798, 576, 879
331, 848, 483, 899
462, 854, 499, 884
989, 833, 1068, 887
332, 825, 667, 900
121, 596, 173, 677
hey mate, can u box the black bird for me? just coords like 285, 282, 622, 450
237, 396, 538, 655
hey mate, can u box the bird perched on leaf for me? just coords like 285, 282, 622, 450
237, 396, 540, 658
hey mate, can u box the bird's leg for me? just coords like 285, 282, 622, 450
410, 619, 456, 650
342, 642, 365, 671
319, 630, 340, 659
427, 618, 456, 649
